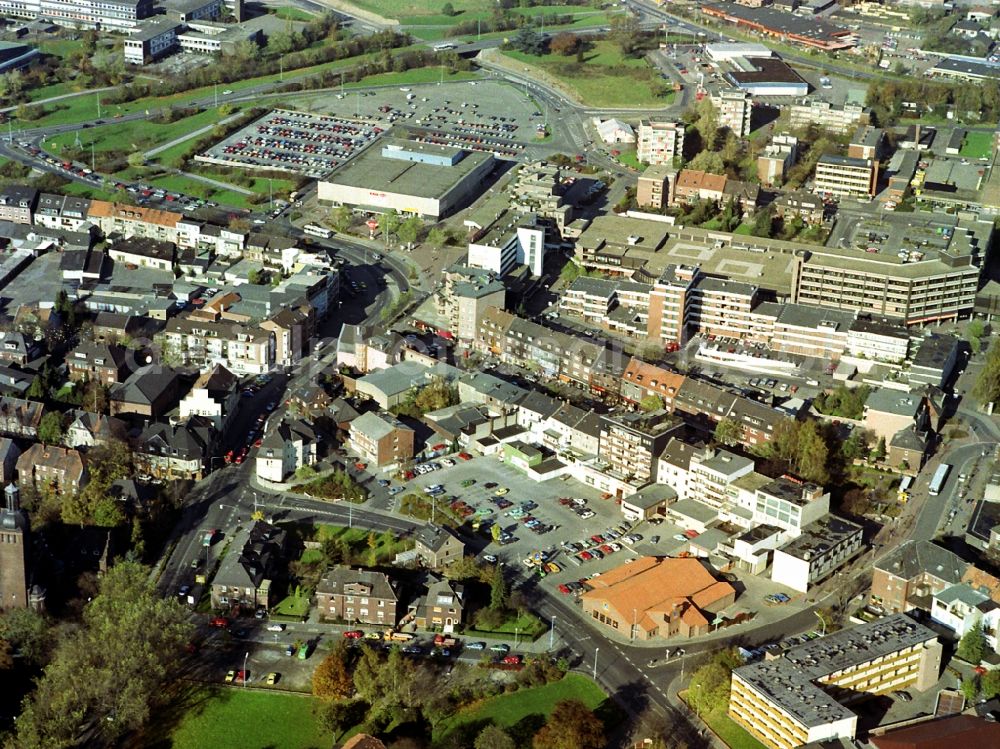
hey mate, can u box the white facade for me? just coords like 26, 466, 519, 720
847, 326, 910, 363
771, 520, 864, 592
637, 121, 686, 166
467, 223, 545, 277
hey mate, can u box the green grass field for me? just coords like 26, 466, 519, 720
273, 594, 311, 617
149, 687, 332, 749
960, 130, 994, 160
503, 42, 674, 108
698, 709, 768, 749
433, 674, 607, 743
615, 149, 642, 171
349, 0, 488, 21
273, 5, 316, 21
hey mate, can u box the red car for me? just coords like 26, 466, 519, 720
354, 462, 367, 471
600, 544, 614, 555
578, 551, 592, 561
558, 584, 571, 594
210, 616, 230, 628
458, 452, 472, 461
590, 534, 604, 544
502, 655, 522, 665
343, 630, 364, 639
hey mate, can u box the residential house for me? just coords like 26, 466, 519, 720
0, 438, 20, 484
178, 364, 240, 430
348, 411, 415, 468
0, 397, 43, 439
0, 185, 37, 224
619, 358, 685, 409
107, 237, 176, 271
0, 332, 37, 367
255, 418, 318, 482
315, 566, 401, 626
16, 444, 86, 495
862, 389, 928, 444
211, 521, 287, 612
162, 315, 275, 375
109, 365, 179, 419
63, 411, 127, 449
870, 540, 969, 615
136, 418, 214, 480
66, 341, 130, 385
259, 304, 312, 369
409, 575, 464, 632
413, 524, 464, 569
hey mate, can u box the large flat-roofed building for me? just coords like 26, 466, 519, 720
729, 614, 942, 749
124, 19, 180, 65
14, 0, 158, 30
814, 155, 877, 198
770, 514, 864, 592
581, 556, 736, 640
701, 3, 856, 50
726, 57, 808, 97
637, 120, 686, 165
318, 139, 495, 219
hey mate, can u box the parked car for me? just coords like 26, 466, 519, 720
467, 641, 487, 650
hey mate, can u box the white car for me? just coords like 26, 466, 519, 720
579, 510, 595, 519
266, 623, 285, 632
673, 534, 688, 542
441, 458, 456, 467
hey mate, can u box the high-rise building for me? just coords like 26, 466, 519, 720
636, 121, 686, 165
711, 88, 753, 137
813, 155, 877, 198
636, 165, 675, 210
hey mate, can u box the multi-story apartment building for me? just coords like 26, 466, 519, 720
788, 99, 870, 131
88, 201, 193, 246
34, 193, 92, 231
429, 266, 505, 342
711, 88, 753, 137
729, 614, 941, 749
688, 276, 760, 338
315, 567, 400, 626
619, 357, 685, 408
162, 316, 275, 375
870, 540, 969, 615
636, 164, 674, 210
688, 448, 754, 510
467, 218, 546, 277
0, 186, 37, 225
348, 411, 414, 468
757, 134, 798, 186
813, 155, 877, 198
647, 265, 698, 344
847, 316, 910, 363
750, 476, 830, 536
598, 410, 682, 484
636, 120, 686, 165
771, 515, 864, 592
791, 245, 982, 325
0, 0, 155, 29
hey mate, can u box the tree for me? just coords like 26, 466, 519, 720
313, 642, 355, 699
268, 29, 298, 55
981, 668, 1000, 699
532, 699, 605, 749
686, 661, 731, 715
510, 26, 546, 55
608, 13, 642, 57
476, 725, 516, 749
489, 566, 508, 610
317, 698, 367, 737
961, 676, 979, 703
549, 32, 579, 56
975, 339, 1000, 405
330, 205, 353, 233
397, 216, 423, 247
685, 150, 725, 174
639, 394, 664, 412
0, 608, 50, 667
442, 1, 456, 15
13, 562, 192, 749
427, 227, 449, 246
37, 411, 64, 446
247, 268, 265, 285
873, 436, 887, 463
379, 209, 400, 243
966, 319, 985, 354
751, 205, 774, 237
957, 622, 987, 664
713, 418, 742, 447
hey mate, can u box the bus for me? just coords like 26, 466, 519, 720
303, 224, 332, 239
433, 42, 456, 51
929, 463, 951, 496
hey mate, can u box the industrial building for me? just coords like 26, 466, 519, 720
726, 57, 808, 97
317, 139, 495, 220
729, 614, 942, 749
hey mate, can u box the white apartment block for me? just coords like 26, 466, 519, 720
637, 121, 686, 165
813, 155, 876, 198
771, 515, 864, 592
688, 448, 754, 510
711, 89, 753, 137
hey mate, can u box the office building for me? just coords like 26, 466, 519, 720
788, 99, 870, 131
467, 217, 546, 277
637, 120, 686, 165
0, 0, 157, 30
124, 19, 179, 64
813, 155, 877, 198
729, 614, 942, 749
770, 514, 864, 592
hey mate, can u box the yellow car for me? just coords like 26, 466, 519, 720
266, 672, 279, 685
546, 562, 561, 574
224, 670, 235, 683
494, 487, 509, 496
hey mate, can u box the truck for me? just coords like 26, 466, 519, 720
929, 463, 951, 496
384, 631, 414, 642
201, 529, 217, 547
433, 634, 457, 649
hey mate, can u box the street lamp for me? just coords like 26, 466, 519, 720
549, 615, 557, 650
815, 610, 828, 637
593, 647, 599, 680
243, 650, 249, 689
514, 627, 520, 650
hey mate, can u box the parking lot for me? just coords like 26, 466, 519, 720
196, 108, 385, 178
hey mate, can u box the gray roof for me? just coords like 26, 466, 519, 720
624, 483, 677, 509
864, 388, 922, 417
316, 566, 399, 601
734, 614, 938, 729
351, 411, 411, 440
776, 303, 854, 331
911, 333, 959, 371
669, 498, 719, 525
874, 540, 968, 583
776, 515, 862, 561
415, 523, 463, 553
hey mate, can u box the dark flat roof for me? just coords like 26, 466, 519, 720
728, 57, 806, 85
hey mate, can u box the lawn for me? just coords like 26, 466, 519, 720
273, 5, 316, 21
145, 174, 256, 210
348, 0, 489, 22
149, 687, 332, 749
433, 674, 607, 743
273, 594, 311, 617
44, 107, 233, 157
467, 611, 546, 639
26, 80, 75, 102
697, 708, 768, 749
59, 181, 120, 202
615, 149, 642, 171
960, 130, 993, 160
502, 41, 674, 108
733, 222, 754, 235
310, 523, 414, 565
342, 67, 480, 88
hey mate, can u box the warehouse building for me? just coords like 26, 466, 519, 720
729, 614, 942, 749
318, 139, 495, 220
